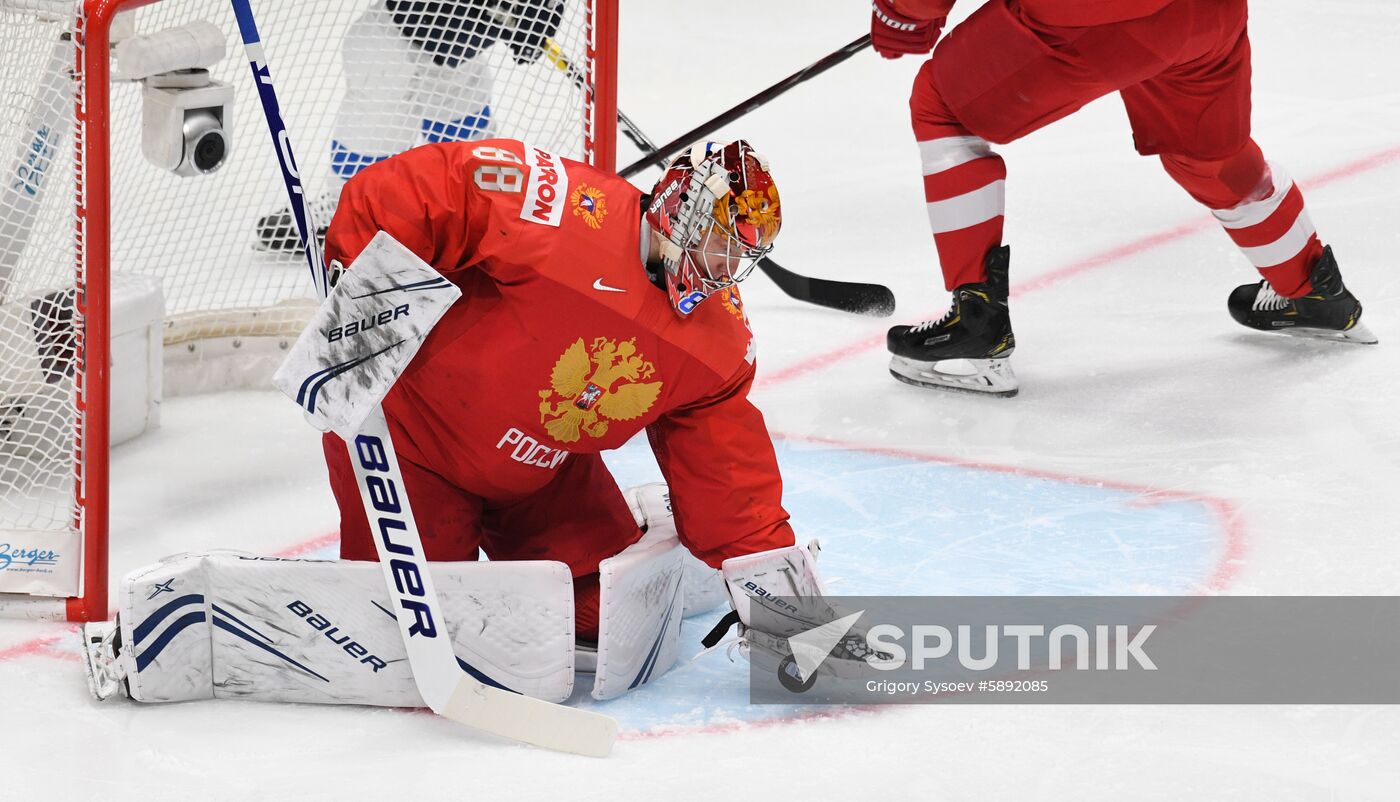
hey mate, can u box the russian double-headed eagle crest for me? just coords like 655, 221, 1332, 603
717, 285, 746, 322
538, 337, 662, 443
570, 185, 608, 230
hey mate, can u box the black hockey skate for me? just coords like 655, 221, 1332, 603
1227, 245, 1376, 344
887, 245, 1018, 397
254, 192, 338, 255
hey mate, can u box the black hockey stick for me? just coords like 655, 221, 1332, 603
545, 35, 895, 317
615, 34, 873, 178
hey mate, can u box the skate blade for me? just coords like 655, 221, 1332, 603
1268, 319, 1378, 345
889, 355, 1019, 397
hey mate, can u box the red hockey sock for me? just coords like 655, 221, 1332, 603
920, 136, 1007, 290
911, 64, 1007, 291
1163, 144, 1322, 297
1210, 170, 1322, 298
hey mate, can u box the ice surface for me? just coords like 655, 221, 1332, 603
4, 0, 1400, 798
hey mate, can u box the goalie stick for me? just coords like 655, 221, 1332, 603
543, 36, 896, 318
229, 0, 617, 757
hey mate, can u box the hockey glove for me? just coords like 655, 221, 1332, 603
709, 542, 894, 690
870, 0, 947, 59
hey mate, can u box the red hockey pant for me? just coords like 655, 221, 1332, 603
324, 434, 642, 640
910, 0, 1321, 296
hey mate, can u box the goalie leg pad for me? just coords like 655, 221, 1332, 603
117, 554, 214, 704
680, 551, 728, 619
591, 527, 686, 700
622, 482, 728, 618
116, 552, 575, 706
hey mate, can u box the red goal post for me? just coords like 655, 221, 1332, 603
0, 0, 618, 621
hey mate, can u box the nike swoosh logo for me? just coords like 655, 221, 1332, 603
592, 278, 626, 293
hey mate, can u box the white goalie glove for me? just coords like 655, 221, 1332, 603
708, 541, 893, 689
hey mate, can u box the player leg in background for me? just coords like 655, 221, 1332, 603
1128, 16, 1377, 344
884, 0, 1153, 397
886, 62, 1017, 396
1161, 146, 1371, 343
887, 0, 1375, 398
256, 0, 496, 254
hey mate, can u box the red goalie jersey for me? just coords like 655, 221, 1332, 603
321, 139, 794, 577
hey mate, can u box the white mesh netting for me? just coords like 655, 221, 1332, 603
0, 0, 603, 594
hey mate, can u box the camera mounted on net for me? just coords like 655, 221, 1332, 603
114, 18, 233, 177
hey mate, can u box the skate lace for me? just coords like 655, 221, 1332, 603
1252, 282, 1290, 312
910, 303, 957, 333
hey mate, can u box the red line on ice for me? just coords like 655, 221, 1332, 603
275, 531, 340, 557
619, 705, 884, 742
0, 631, 72, 664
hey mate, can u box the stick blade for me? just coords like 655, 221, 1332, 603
444, 679, 619, 757
757, 258, 896, 317
806, 279, 897, 317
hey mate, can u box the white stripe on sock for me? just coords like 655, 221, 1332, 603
1241, 209, 1317, 269
919, 136, 994, 175
926, 180, 1005, 234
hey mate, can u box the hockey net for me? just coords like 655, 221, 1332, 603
0, 0, 617, 620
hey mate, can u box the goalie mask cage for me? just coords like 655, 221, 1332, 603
0, 0, 618, 621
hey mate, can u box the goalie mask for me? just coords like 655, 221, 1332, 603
644, 140, 781, 316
